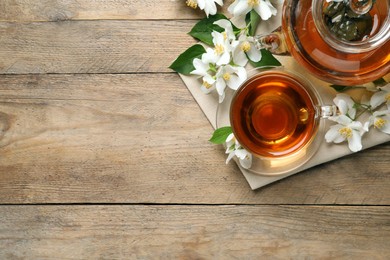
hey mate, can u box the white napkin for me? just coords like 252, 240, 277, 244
178, 3, 390, 189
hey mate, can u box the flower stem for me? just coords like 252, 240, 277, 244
353, 102, 373, 120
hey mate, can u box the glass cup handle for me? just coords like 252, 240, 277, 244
318, 105, 337, 119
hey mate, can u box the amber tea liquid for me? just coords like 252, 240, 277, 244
230, 71, 318, 158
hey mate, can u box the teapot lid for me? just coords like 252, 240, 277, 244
312, 0, 390, 53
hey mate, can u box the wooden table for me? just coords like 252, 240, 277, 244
0, 1, 389, 258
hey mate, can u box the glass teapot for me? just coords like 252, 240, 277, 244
256, 0, 390, 86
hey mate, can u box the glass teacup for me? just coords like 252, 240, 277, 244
217, 68, 336, 175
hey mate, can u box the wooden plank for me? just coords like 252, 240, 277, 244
0, 20, 197, 74
0, 205, 389, 259
0, 74, 389, 204
0, 0, 230, 22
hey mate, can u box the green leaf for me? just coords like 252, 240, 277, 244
209, 126, 233, 144
246, 10, 261, 36
330, 85, 352, 92
169, 44, 206, 75
188, 13, 229, 45
249, 49, 281, 68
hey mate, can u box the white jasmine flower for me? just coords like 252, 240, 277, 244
200, 76, 216, 94
231, 34, 262, 66
191, 56, 216, 94
325, 115, 367, 152
213, 19, 236, 42
370, 83, 390, 109
235, 148, 253, 169
186, 0, 223, 17
228, 0, 277, 21
225, 133, 252, 169
213, 19, 261, 66
191, 58, 210, 77
211, 31, 232, 66
215, 65, 247, 102
365, 110, 390, 134
201, 47, 219, 64
191, 47, 220, 80
333, 93, 357, 119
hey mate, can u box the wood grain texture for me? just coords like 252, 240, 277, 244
0, 20, 197, 74
0, 0, 232, 22
1, 0, 389, 257
0, 74, 389, 204
0, 205, 389, 259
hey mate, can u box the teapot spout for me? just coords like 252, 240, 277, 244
254, 27, 289, 55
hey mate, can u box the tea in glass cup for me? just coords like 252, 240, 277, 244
230, 68, 335, 168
